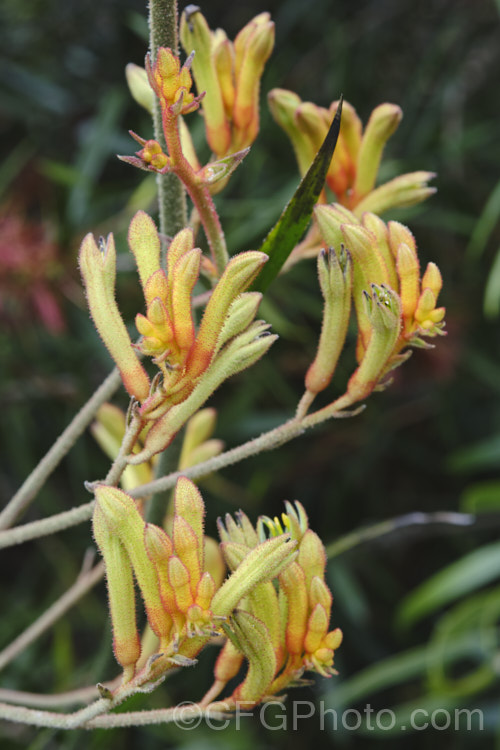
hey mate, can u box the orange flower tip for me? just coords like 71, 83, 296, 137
121, 369, 152, 402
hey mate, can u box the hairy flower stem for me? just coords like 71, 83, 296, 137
148, 0, 187, 237
132, 402, 364, 499
0, 412, 145, 549
0, 502, 95, 549
295, 389, 317, 419
0, 685, 105, 710
103, 412, 145, 486
162, 111, 228, 274
0, 367, 122, 531
0, 402, 363, 549
0, 701, 228, 730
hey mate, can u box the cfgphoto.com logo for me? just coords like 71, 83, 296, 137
172, 700, 484, 732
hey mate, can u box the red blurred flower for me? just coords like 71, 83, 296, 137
0, 207, 66, 334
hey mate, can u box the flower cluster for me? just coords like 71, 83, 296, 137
120, 46, 203, 177
205, 500, 342, 708
317, 206, 445, 349
91, 404, 224, 495
302, 207, 445, 409
79, 210, 275, 461
269, 90, 435, 214
92, 477, 341, 703
147, 46, 201, 116
180, 8, 275, 159
78, 6, 447, 717
121, 45, 251, 203
123, 12, 274, 194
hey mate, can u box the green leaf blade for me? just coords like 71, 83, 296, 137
252, 96, 343, 293
396, 540, 500, 629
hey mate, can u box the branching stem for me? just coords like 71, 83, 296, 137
0, 701, 228, 729
0, 562, 104, 673
0, 399, 363, 550
0, 368, 122, 531
163, 108, 228, 273
0, 412, 145, 549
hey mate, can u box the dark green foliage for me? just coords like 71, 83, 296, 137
252, 98, 342, 292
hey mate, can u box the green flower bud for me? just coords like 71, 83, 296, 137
79, 233, 151, 401
354, 171, 436, 216
93, 504, 141, 680
212, 535, 297, 617
227, 610, 276, 707
352, 103, 402, 200
305, 247, 352, 394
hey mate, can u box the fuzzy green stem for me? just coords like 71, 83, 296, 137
148, 0, 178, 56
0, 413, 145, 550
0, 701, 228, 730
0, 502, 95, 550
103, 412, 145, 486
0, 685, 105, 710
0, 656, 224, 729
0, 368, 122, 531
132, 403, 364, 499
295, 389, 317, 420
149, 0, 187, 236
0, 402, 363, 549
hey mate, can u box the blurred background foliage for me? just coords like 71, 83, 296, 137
1, 0, 500, 747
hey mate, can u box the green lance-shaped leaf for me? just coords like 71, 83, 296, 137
251, 96, 343, 293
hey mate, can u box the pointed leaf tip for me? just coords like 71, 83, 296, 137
251, 95, 343, 293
